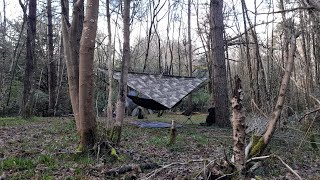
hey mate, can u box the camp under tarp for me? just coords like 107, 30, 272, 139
98, 69, 207, 110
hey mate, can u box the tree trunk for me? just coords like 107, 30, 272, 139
210, 0, 230, 127
187, 0, 193, 108
61, 0, 84, 132
78, 0, 99, 151
47, 0, 57, 116
240, 0, 255, 107
21, 0, 37, 119
231, 75, 245, 174
112, 0, 131, 145
106, 0, 114, 124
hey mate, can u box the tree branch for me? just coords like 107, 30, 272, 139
298, 107, 320, 122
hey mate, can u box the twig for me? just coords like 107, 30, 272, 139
298, 107, 320, 122
249, 6, 315, 15
143, 159, 207, 179
250, 99, 268, 118
246, 155, 271, 163
194, 159, 217, 178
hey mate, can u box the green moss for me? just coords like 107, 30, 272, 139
249, 137, 265, 158
76, 143, 84, 153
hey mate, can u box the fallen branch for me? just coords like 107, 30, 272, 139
246, 154, 302, 180
143, 159, 208, 179
105, 162, 159, 177
273, 155, 302, 180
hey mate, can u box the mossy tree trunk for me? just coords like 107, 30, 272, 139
112, 0, 131, 145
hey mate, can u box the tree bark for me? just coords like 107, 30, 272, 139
210, 0, 230, 127
47, 0, 57, 116
112, 0, 131, 145
106, 0, 114, 123
61, 0, 84, 132
21, 0, 37, 119
231, 76, 245, 173
78, 0, 99, 151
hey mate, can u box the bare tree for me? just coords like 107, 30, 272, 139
142, 0, 166, 73
106, 0, 114, 123
47, 0, 57, 116
20, 0, 37, 119
61, 0, 84, 132
112, 0, 131, 144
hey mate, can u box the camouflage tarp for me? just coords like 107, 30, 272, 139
111, 71, 207, 109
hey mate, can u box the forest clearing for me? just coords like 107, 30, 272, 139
1, 113, 320, 179
1, 0, 320, 179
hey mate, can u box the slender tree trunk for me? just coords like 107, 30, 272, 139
187, 0, 193, 108
279, 0, 289, 67
153, 22, 162, 74
112, 0, 131, 145
78, 0, 99, 151
106, 0, 114, 128
240, 0, 254, 107
3, 11, 26, 112
21, 0, 37, 119
210, 0, 230, 127
249, 32, 299, 158
54, 31, 65, 115
61, 0, 84, 132
142, 0, 162, 73
47, 0, 57, 116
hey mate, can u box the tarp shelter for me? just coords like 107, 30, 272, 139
98, 69, 207, 110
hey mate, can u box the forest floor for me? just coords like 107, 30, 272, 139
0, 113, 320, 179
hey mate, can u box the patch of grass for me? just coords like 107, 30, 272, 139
148, 136, 169, 146
72, 153, 96, 165
38, 154, 56, 168
0, 116, 41, 126
1, 156, 36, 171
41, 174, 54, 180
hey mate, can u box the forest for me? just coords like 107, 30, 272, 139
0, 0, 320, 179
